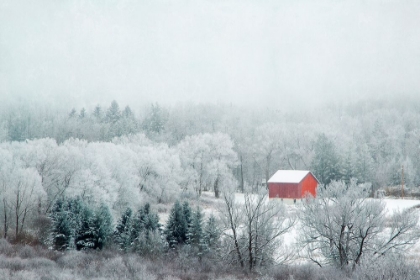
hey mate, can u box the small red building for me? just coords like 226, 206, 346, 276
268, 170, 319, 199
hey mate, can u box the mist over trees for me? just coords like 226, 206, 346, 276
0, 98, 420, 279
2, 98, 420, 194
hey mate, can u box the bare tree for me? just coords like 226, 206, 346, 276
299, 179, 420, 270
9, 168, 44, 239
220, 190, 295, 271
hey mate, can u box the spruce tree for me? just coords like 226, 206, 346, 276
132, 203, 163, 256
182, 201, 192, 240
188, 207, 204, 247
164, 201, 188, 248
143, 203, 160, 232
114, 208, 133, 251
312, 133, 341, 185
75, 205, 95, 250
93, 203, 113, 249
106, 100, 121, 124
203, 215, 220, 251
50, 199, 72, 251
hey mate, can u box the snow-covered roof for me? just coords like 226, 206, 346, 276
268, 170, 311, 183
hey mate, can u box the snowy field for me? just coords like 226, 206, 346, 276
159, 192, 420, 263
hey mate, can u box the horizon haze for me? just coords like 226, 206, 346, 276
1, 0, 420, 109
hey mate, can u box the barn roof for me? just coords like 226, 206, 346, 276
268, 170, 313, 183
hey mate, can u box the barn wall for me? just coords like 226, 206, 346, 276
269, 183, 300, 198
301, 174, 318, 197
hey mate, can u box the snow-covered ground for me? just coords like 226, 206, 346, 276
159, 193, 420, 262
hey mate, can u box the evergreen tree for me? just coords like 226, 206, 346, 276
50, 197, 103, 251
164, 201, 188, 248
79, 108, 86, 119
50, 199, 72, 251
75, 205, 95, 250
182, 201, 192, 235
188, 207, 204, 247
341, 149, 354, 184
354, 144, 374, 184
93, 203, 113, 249
312, 133, 341, 185
132, 203, 163, 256
187, 207, 207, 260
66, 197, 85, 247
114, 208, 133, 251
69, 108, 76, 118
118, 105, 138, 135
203, 214, 220, 251
106, 100, 121, 124
142, 103, 167, 134
122, 106, 134, 118
93, 105, 103, 121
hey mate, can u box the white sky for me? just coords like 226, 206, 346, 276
1, 0, 420, 109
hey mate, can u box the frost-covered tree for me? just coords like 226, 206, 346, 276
177, 133, 238, 197
142, 103, 168, 135
131, 203, 163, 256
114, 208, 133, 252
251, 124, 282, 186
203, 214, 220, 252
75, 204, 95, 250
312, 133, 341, 185
299, 179, 420, 270
164, 201, 188, 248
187, 206, 204, 247
50, 199, 72, 250
50, 197, 81, 250
106, 100, 121, 124
0, 147, 45, 240
220, 190, 295, 271
92, 203, 113, 250
50, 197, 111, 251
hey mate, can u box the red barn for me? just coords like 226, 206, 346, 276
268, 170, 319, 200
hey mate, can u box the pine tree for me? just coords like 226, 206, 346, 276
93, 203, 113, 250
341, 150, 354, 184
182, 201, 193, 243
106, 100, 121, 124
79, 108, 86, 119
93, 105, 103, 121
188, 207, 203, 247
75, 205, 95, 250
66, 197, 84, 249
122, 106, 134, 118
142, 103, 167, 134
164, 201, 188, 248
131, 207, 145, 243
131, 203, 163, 256
69, 108, 76, 118
312, 133, 341, 185
114, 208, 133, 251
50, 197, 98, 251
50, 199, 72, 251
203, 215, 220, 251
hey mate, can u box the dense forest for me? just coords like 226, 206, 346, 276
0, 97, 420, 279
2, 97, 420, 189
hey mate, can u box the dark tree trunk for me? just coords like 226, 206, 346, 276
240, 155, 244, 193
3, 199, 8, 239
214, 177, 220, 198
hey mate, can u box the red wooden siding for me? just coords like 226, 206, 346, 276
268, 183, 300, 198
300, 173, 317, 197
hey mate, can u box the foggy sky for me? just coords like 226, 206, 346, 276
1, 0, 420, 109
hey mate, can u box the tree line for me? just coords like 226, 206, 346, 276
46, 181, 420, 275
2, 98, 420, 194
